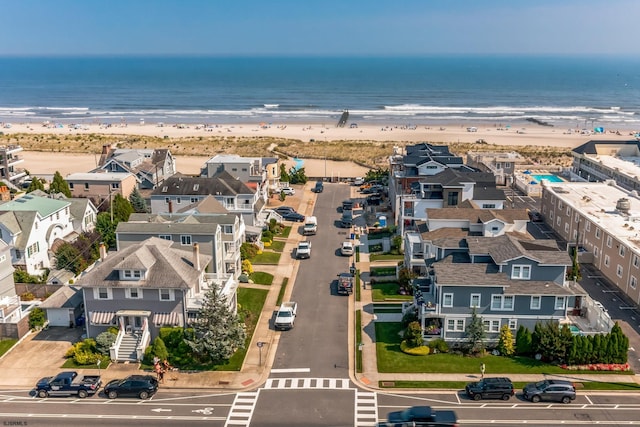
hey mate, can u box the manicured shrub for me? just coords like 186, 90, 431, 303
400, 341, 431, 356
427, 338, 449, 354
95, 331, 117, 355
28, 307, 46, 329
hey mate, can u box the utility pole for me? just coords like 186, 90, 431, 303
110, 189, 114, 223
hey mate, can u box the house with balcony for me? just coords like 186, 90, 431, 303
116, 208, 245, 278
466, 151, 526, 186
0, 194, 74, 275
404, 205, 530, 274
76, 237, 238, 362
95, 145, 176, 189
200, 154, 279, 194
0, 144, 27, 186
406, 233, 586, 344
150, 172, 264, 226
65, 171, 138, 202
0, 240, 31, 339
29, 190, 98, 235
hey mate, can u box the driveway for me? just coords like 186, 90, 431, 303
0, 326, 84, 388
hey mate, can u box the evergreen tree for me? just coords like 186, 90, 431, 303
185, 286, 246, 363
279, 164, 289, 182
129, 187, 148, 213
95, 212, 116, 249
515, 325, 532, 355
49, 171, 72, 197
592, 334, 603, 363
567, 336, 578, 365
497, 324, 514, 356
465, 306, 485, 355
559, 324, 574, 363
404, 321, 424, 348
288, 166, 308, 185
611, 322, 629, 364
111, 194, 134, 223
26, 177, 45, 193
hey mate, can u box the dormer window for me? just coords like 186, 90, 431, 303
122, 269, 144, 280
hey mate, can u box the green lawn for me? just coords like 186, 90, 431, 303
268, 240, 286, 252
369, 254, 404, 262
371, 283, 413, 302
0, 339, 17, 357
375, 322, 632, 375
250, 252, 281, 264
370, 267, 397, 276
61, 359, 110, 370
250, 271, 274, 285
277, 226, 292, 238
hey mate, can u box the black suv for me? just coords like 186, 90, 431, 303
104, 375, 159, 400
465, 377, 514, 401
312, 181, 324, 193
523, 379, 576, 403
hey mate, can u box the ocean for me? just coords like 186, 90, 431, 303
1, 55, 639, 130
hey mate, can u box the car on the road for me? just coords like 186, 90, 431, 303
465, 377, 514, 401
312, 181, 324, 193
296, 241, 311, 259
282, 211, 305, 222
528, 210, 543, 222
273, 206, 295, 215
280, 186, 295, 196
366, 194, 383, 205
340, 241, 354, 256
522, 379, 576, 404
104, 375, 159, 400
385, 406, 458, 426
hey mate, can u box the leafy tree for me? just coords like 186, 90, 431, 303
497, 324, 515, 356
95, 212, 116, 249
111, 194, 134, 223
288, 166, 307, 185
185, 286, 246, 363
567, 246, 582, 281
129, 187, 148, 213
515, 325, 532, 355
48, 171, 72, 197
13, 268, 45, 284
532, 322, 567, 363
240, 242, 259, 260
95, 331, 117, 355
55, 243, 85, 274
279, 164, 289, 182
28, 307, 46, 329
145, 337, 169, 363
403, 321, 424, 348
26, 177, 45, 193
364, 168, 389, 183
465, 306, 485, 355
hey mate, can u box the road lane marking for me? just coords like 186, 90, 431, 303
270, 368, 311, 373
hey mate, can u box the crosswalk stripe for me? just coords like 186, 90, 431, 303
263, 377, 352, 390
224, 392, 259, 427
355, 391, 378, 427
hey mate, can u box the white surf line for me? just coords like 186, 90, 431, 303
270, 368, 311, 373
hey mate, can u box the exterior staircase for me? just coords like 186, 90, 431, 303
116, 332, 141, 361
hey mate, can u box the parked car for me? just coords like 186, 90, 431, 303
296, 241, 312, 259
366, 194, 383, 205
362, 185, 384, 194
353, 177, 365, 186
522, 379, 576, 404
273, 206, 295, 215
35, 371, 102, 398
312, 181, 324, 193
465, 377, 514, 401
528, 210, 543, 222
280, 186, 295, 196
104, 375, 159, 400
282, 211, 305, 222
340, 241, 354, 256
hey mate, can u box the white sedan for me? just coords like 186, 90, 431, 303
340, 241, 354, 256
281, 187, 295, 195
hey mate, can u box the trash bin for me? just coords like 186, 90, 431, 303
350, 233, 355, 240
379, 216, 387, 227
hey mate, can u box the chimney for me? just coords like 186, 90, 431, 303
193, 243, 201, 271
168, 200, 173, 213
99, 242, 107, 261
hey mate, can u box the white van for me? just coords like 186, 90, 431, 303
303, 216, 317, 235
353, 177, 365, 186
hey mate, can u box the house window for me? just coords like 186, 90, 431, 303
566, 206, 571, 216
555, 296, 566, 310
491, 295, 514, 311
111, 183, 120, 189
26, 242, 40, 258
159, 289, 174, 301
594, 246, 599, 258
572, 230, 578, 241
126, 288, 142, 299
595, 228, 601, 239
512, 265, 531, 279
491, 226, 499, 232
190, 197, 198, 203
470, 294, 481, 308
446, 319, 465, 332
634, 255, 639, 268
508, 319, 517, 330
124, 270, 132, 278
604, 255, 610, 267
575, 213, 579, 223
224, 225, 233, 234
165, 197, 170, 204
585, 222, 591, 232
158, 234, 171, 240
606, 236, 612, 248
557, 217, 561, 226
631, 276, 638, 290
84, 183, 89, 190
483, 320, 500, 333
133, 270, 142, 279
176, 197, 182, 204
530, 296, 541, 310
482, 204, 496, 209
94, 287, 112, 300
558, 201, 563, 210
617, 264, 623, 278
180, 235, 192, 245
564, 223, 569, 233
620, 245, 626, 257
549, 211, 554, 220
442, 293, 453, 307
0, 255, 6, 263
447, 192, 459, 206
69, 183, 74, 189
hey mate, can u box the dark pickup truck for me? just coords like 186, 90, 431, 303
35, 371, 102, 398
381, 405, 459, 426
337, 272, 354, 295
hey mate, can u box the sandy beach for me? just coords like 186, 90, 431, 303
3, 121, 634, 178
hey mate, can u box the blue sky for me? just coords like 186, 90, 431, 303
2, 0, 639, 56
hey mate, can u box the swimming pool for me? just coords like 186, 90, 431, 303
568, 324, 582, 335
531, 174, 564, 183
